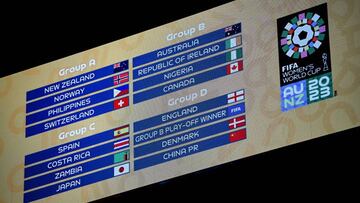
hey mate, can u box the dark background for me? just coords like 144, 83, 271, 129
1, 1, 359, 201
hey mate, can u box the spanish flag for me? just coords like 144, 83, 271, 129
114, 124, 130, 137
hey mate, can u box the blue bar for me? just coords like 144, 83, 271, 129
133, 40, 226, 80
26, 84, 129, 125
25, 96, 129, 137
134, 120, 229, 157
134, 52, 227, 92
133, 102, 245, 145
134, 94, 227, 132
24, 150, 128, 190
227, 102, 245, 117
24, 137, 129, 178
133, 65, 227, 104
134, 130, 246, 171
26, 71, 129, 113
23, 163, 129, 203
133, 28, 226, 67
26, 60, 128, 101
25, 127, 117, 165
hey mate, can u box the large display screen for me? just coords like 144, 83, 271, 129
1, 0, 359, 202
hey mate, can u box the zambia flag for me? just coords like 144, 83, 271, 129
114, 149, 130, 163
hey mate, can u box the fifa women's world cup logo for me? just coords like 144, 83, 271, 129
277, 3, 333, 112
280, 12, 326, 59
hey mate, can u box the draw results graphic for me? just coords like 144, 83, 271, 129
2, 1, 360, 202
277, 3, 333, 112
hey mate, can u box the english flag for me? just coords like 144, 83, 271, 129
227, 89, 245, 104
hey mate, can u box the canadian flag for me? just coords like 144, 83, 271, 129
226, 60, 243, 74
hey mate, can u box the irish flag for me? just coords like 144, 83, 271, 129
225, 36, 242, 49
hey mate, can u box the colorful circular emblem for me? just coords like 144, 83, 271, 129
280, 12, 326, 59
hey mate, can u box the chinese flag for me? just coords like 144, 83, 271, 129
229, 129, 246, 143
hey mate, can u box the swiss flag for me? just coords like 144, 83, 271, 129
114, 97, 129, 109
226, 60, 243, 74
229, 129, 246, 143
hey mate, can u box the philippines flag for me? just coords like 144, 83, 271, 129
228, 115, 246, 129
113, 138, 130, 150
113, 84, 129, 97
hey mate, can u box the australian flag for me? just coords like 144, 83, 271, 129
225, 23, 241, 37
113, 60, 129, 73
